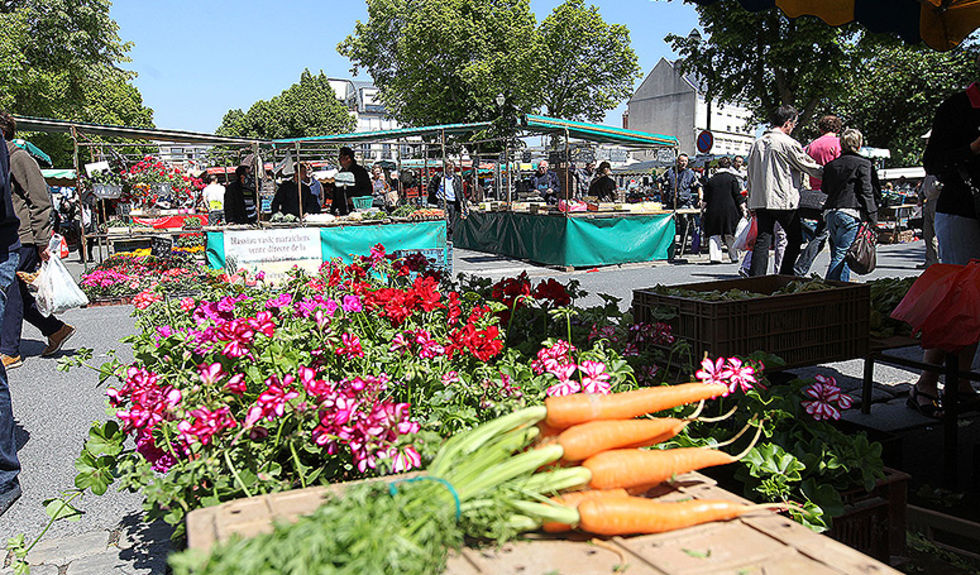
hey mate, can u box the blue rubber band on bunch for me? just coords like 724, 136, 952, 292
388, 476, 461, 520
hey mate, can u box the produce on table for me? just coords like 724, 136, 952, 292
170, 383, 777, 575
409, 208, 445, 221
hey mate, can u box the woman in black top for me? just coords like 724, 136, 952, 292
588, 161, 616, 202
702, 157, 746, 263
821, 128, 877, 282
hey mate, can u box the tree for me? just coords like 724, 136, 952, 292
217, 70, 356, 140
339, 0, 543, 127
537, 0, 640, 122
837, 43, 978, 167
663, 2, 869, 130
0, 0, 154, 166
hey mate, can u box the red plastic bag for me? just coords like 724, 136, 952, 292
891, 260, 980, 351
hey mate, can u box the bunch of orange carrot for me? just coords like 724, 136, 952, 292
488, 382, 775, 536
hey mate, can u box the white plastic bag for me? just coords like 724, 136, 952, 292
35, 234, 89, 316
732, 216, 754, 252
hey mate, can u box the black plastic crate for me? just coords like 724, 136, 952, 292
632, 275, 870, 370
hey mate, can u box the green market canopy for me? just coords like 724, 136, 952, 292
522, 115, 678, 149
692, 0, 980, 51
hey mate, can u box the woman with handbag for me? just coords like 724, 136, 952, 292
820, 129, 877, 281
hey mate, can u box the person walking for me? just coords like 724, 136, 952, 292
745, 105, 823, 276
702, 157, 747, 263
820, 129, 878, 282
0, 113, 74, 369
0, 118, 23, 516
429, 160, 463, 236
794, 115, 842, 276
917, 172, 941, 268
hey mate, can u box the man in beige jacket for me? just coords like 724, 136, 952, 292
746, 105, 823, 276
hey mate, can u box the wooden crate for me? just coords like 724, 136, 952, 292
186, 473, 902, 575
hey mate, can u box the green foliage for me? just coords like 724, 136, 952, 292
836, 42, 979, 167
661, 1, 980, 166
537, 0, 641, 121
217, 70, 356, 140
0, 0, 154, 166
339, 0, 639, 127
339, 0, 542, 127
663, 1, 867, 128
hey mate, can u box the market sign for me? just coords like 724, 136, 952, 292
222, 228, 322, 282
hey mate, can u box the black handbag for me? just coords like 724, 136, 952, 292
845, 223, 877, 275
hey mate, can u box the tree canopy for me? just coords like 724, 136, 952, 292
663, 0, 979, 166
217, 70, 357, 140
537, 0, 640, 121
338, 0, 640, 127
0, 0, 154, 166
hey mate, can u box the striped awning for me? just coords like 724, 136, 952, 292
692, 0, 980, 51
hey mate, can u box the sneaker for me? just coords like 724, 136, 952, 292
1, 354, 22, 370
738, 268, 750, 278
0, 480, 21, 517
42, 324, 75, 357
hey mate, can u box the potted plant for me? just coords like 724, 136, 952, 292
87, 169, 124, 200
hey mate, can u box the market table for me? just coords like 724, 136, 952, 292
205, 220, 448, 280
185, 472, 900, 575
453, 210, 675, 269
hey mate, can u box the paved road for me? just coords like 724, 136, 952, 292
0, 239, 951, 573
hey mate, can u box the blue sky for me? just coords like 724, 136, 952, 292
111, 0, 699, 133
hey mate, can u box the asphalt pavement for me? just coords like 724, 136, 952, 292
0, 239, 963, 573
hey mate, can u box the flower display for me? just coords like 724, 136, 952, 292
70, 245, 637, 532
696, 356, 761, 396
121, 156, 205, 209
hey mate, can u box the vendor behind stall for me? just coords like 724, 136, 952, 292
588, 161, 617, 202
272, 162, 320, 218
531, 160, 562, 204
332, 147, 371, 216
224, 165, 258, 224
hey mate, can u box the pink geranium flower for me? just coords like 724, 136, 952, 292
801, 375, 853, 421
198, 363, 225, 387
696, 357, 733, 392
724, 357, 758, 395
546, 379, 582, 397
579, 360, 612, 394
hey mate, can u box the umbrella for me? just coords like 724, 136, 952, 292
12, 138, 52, 166
691, 0, 980, 51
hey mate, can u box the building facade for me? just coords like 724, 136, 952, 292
327, 78, 401, 163
626, 58, 755, 159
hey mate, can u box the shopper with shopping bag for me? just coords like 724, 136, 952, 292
0, 113, 76, 370
902, 78, 980, 418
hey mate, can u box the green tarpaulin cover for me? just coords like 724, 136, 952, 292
453, 212, 675, 267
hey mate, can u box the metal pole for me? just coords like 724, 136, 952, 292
396, 138, 403, 207
564, 127, 570, 213
505, 141, 511, 205
70, 127, 90, 268
251, 142, 261, 223
440, 129, 448, 214
294, 142, 304, 224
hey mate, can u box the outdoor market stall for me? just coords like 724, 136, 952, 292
198, 122, 494, 278
453, 115, 680, 268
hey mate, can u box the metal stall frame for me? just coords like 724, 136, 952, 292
13, 116, 263, 268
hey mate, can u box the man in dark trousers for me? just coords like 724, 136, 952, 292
428, 159, 464, 236
224, 165, 258, 225
0, 112, 74, 370
0, 116, 23, 517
